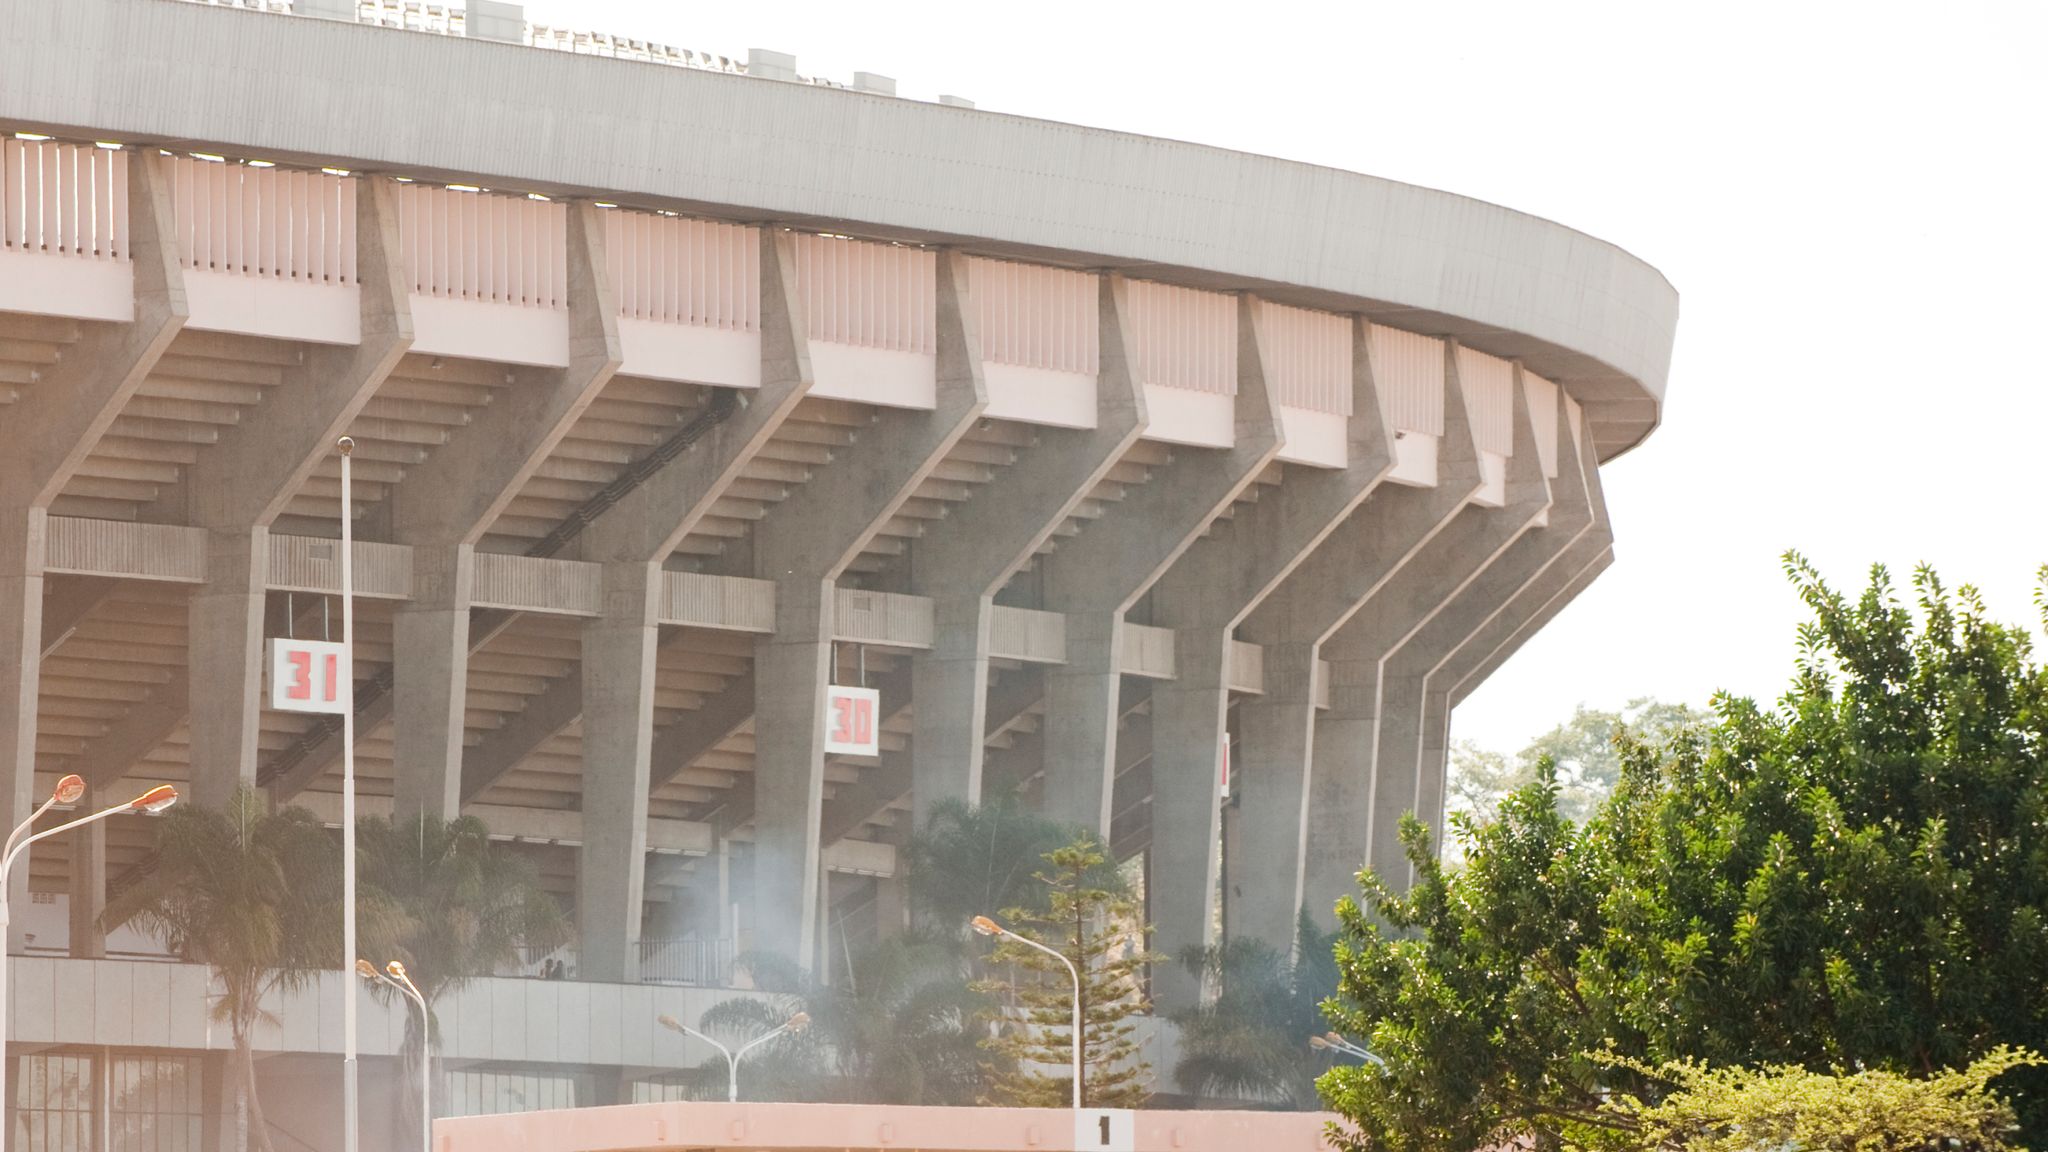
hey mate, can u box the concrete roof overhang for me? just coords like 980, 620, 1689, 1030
0, 0, 1678, 458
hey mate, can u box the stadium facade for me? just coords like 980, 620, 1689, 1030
0, 0, 1678, 1146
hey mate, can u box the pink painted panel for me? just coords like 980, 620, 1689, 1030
167, 156, 353, 284
1257, 299, 1351, 415
1523, 369, 1560, 477
793, 232, 935, 353
603, 209, 759, 330
1454, 345, 1516, 457
1368, 325, 1446, 437
395, 184, 565, 308
1, 141, 126, 260
968, 256, 1098, 375
1125, 278, 1236, 396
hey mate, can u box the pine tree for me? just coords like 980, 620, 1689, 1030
976, 837, 1161, 1109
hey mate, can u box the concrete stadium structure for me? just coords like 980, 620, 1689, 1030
0, 0, 1677, 1145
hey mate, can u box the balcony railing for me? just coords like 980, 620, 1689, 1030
636, 937, 734, 987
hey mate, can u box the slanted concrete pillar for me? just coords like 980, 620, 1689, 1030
1226, 641, 1319, 947
578, 561, 660, 982
0, 509, 45, 952
899, 274, 1149, 827
68, 784, 108, 959
1145, 631, 1233, 1008
1301, 647, 1382, 920
187, 528, 268, 807
750, 579, 833, 968
391, 544, 474, 820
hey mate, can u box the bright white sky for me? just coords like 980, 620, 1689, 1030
531, 0, 2047, 753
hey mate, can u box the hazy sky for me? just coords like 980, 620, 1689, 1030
527, 0, 2048, 752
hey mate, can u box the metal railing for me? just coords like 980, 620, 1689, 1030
635, 938, 734, 987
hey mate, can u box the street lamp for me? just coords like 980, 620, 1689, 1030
973, 914, 1082, 1109
0, 778, 177, 1125
655, 1011, 810, 1103
358, 959, 431, 1152
1309, 1031, 1384, 1066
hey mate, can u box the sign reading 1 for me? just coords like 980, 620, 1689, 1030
267, 638, 350, 715
824, 685, 881, 757
1074, 1109, 1134, 1151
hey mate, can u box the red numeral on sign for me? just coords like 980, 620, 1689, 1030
287, 651, 313, 700
830, 696, 874, 747
324, 652, 339, 702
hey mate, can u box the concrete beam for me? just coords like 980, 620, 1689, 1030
899, 273, 1147, 824
579, 562, 660, 981
37, 576, 119, 658
1035, 293, 1286, 837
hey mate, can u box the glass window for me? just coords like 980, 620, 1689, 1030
109, 1056, 203, 1152
13, 1052, 93, 1152
443, 1068, 588, 1118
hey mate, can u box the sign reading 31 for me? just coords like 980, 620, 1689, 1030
268, 638, 350, 714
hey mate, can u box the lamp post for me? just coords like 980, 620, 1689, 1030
654, 1011, 810, 1103
338, 434, 360, 1152
0, 778, 178, 1127
1309, 1032, 1384, 1066
973, 914, 1082, 1109
357, 959, 431, 1152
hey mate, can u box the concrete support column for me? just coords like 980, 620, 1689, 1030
187, 529, 268, 808
1039, 611, 1124, 834
577, 561, 659, 982
1417, 687, 1453, 833
391, 544, 474, 821
909, 594, 991, 820
1145, 631, 1232, 1009
0, 509, 45, 953
1226, 641, 1319, 949
1364, 669, 1432, 883
68, 785, 108, 959
1301, 653, 1381, 920
750, 579, 833, 968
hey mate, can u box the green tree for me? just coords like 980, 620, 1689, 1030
354, 813, 567, 1148
108, 790, 353, 1152
906, 797, 1087, 937
1447, 698, 1712, 827
1170, 910, 1340, 1109
977, 837, 1160, 1109
1323, 559, 2048, 1149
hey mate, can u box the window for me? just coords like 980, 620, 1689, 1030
444, 1069, 587, 1118
13, 1053, 93, 1152
109, 1056, 204, 1152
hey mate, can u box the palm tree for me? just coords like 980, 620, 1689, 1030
354, 813, 567, 1148
905, 797, 1090, 939
1170, 910, 1342, 1109
107, 789, 348, 1152
680, 937, 1000, 1105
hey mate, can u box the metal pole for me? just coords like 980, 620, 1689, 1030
340, 436, 359, 1152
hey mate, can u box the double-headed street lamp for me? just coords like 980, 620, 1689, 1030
655, 1011, 810, 1103
972, 914, 1083, 1109
1310, 1031, 1385, 1066
358, 959, 431, 1152
0, 776, 178, 1123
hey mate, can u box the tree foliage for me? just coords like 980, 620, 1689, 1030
1447, 698, 1712, 826
1170, 909, 1340, 1109
353, 813, 567, 1146
1323, 559, 2048, 1150
977, 837, 1160, 1109
906, 796, 1089, 936
107, 789, 370, 1152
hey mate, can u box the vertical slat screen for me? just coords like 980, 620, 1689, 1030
1259, 300, 1351, 415
967, 256, 1099, 375
1, 141, 127, 259
393, 183, 566, 308
791, 232, 936, 353
1454, 345, 1516, 457
603, 209, 760, 331
1369, 326, 1446, 436
1124, 279, 1236, 396
163, 156, 354, 283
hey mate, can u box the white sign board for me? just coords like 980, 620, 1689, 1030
267, 638, 349, 714
824, 685, 881, 757
1074, 1109, 1135, 1152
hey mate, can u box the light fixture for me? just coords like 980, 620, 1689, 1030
131, 784, 179, 814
